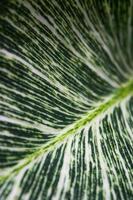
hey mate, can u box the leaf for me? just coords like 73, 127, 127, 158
0, 0, 133, 199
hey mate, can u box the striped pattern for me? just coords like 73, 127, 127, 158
0, 0, 133, 199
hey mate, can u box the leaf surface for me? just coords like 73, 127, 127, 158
0, 0, 133, 199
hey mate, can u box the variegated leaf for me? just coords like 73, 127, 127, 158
0, 0, 133, 200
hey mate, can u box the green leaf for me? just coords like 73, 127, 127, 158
0, 0, 133, 199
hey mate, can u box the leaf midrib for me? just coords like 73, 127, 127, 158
0, 78, 133, 183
